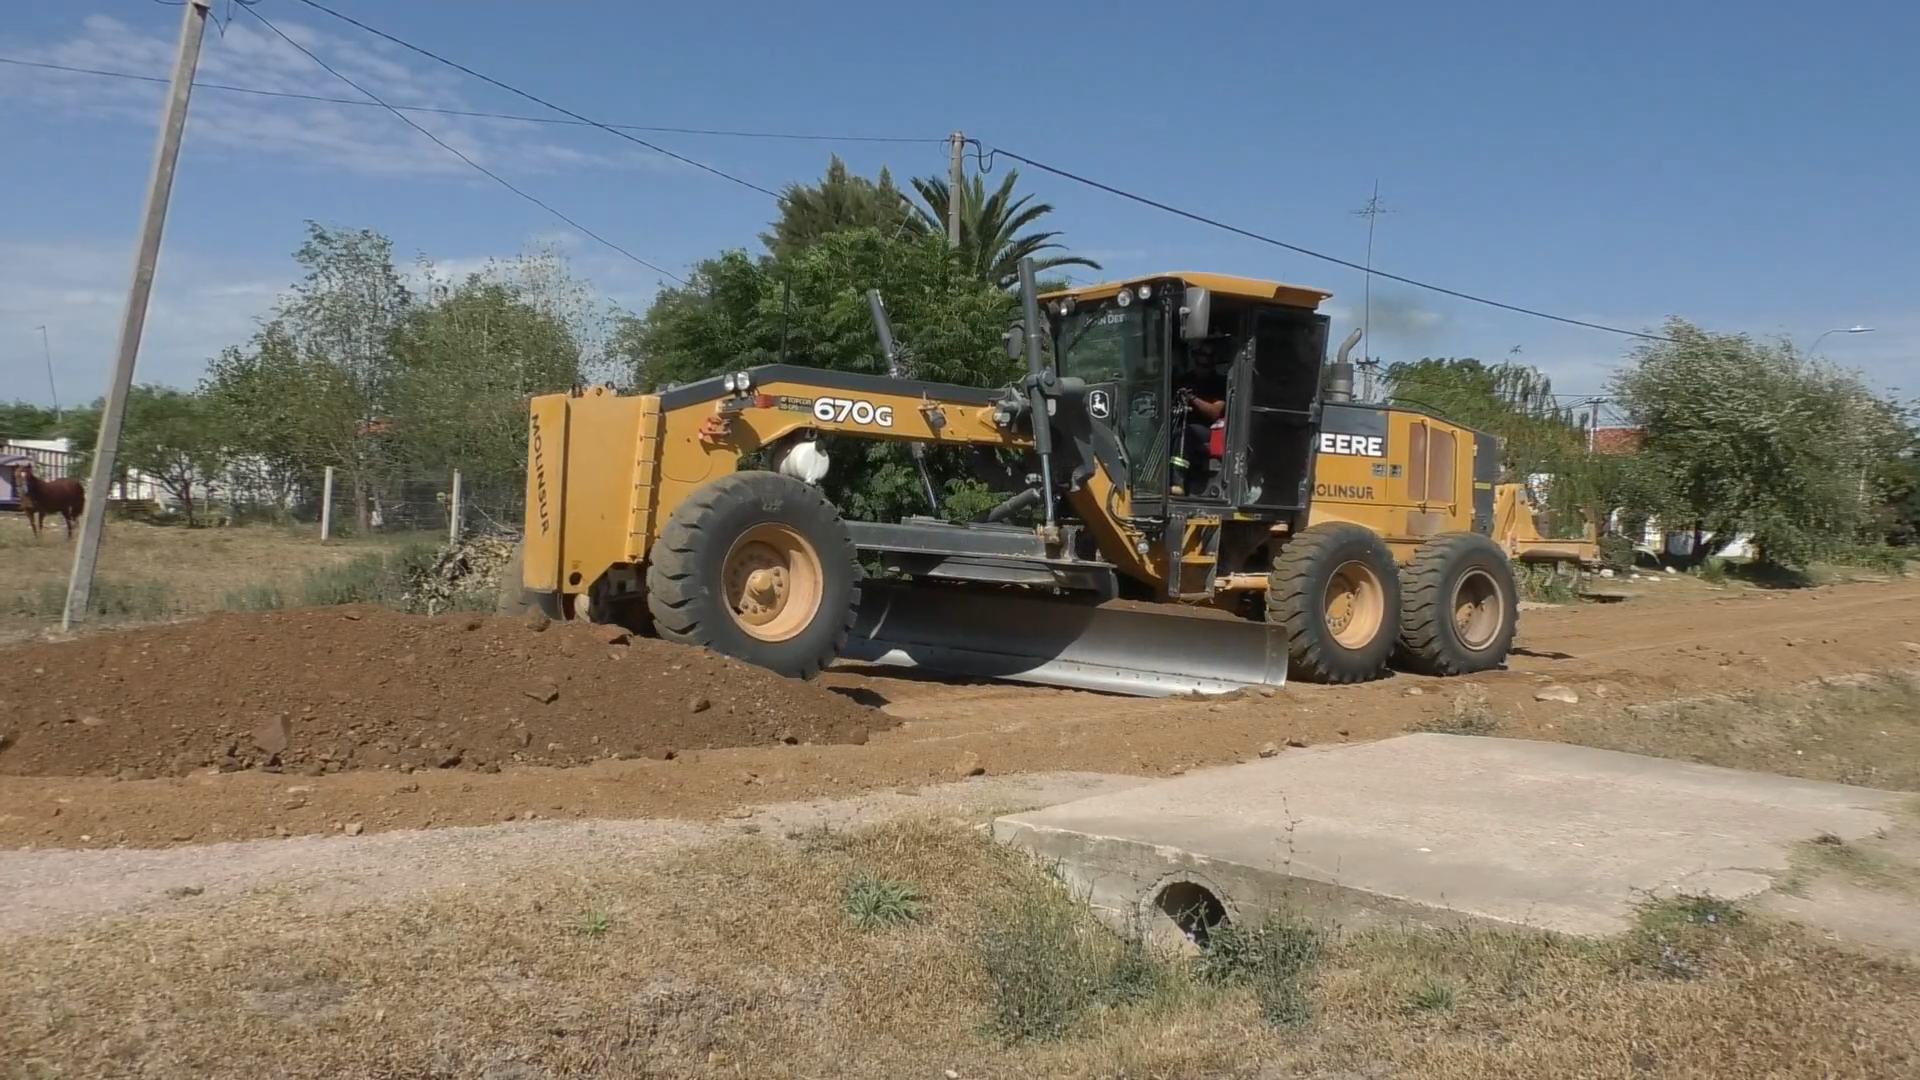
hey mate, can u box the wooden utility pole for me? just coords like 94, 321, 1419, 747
946, 131, 965, 247
63, 0, 211, 631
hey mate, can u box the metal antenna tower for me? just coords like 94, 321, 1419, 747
1350, 181, 1393, 400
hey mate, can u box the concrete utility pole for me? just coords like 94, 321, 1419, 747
947, 131, 965, 247
63, 0, 211, 631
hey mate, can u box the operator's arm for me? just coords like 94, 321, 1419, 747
1188, 394, 1226, 421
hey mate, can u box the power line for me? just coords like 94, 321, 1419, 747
288, 0, 784, 199
236, 4, 683, 284
0, 55, 936, 144
977, 142, 1675, 344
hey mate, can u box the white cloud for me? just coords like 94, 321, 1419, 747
0, 239, 285, 405
0, 14, 665, 178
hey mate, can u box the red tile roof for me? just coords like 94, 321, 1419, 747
1592, 427, 1643, 455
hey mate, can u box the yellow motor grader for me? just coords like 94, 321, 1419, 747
505, 258, 1520, 697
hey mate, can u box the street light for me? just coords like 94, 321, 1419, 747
1807, 325, 1874, 354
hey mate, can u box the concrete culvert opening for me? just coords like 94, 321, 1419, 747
1154, 880, 1229, 947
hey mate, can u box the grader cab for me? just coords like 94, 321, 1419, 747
508, 258, 1520, 697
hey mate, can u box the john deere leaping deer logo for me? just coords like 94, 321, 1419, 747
1087, 388, 1112, 420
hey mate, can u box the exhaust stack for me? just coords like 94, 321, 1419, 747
1328, 328, 1362, 403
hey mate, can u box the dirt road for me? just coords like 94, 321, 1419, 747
2, 575, 1916, 851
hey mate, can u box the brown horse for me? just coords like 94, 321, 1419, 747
11, 464, 85, 540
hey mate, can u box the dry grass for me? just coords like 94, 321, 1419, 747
0, 516, 438, 642
4, 821, 1918, 1079
1552, 670, 1920, 791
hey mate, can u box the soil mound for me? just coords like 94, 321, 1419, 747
0, 607, 880, 778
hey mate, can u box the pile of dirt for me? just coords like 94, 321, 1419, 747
0, 606, 881, 779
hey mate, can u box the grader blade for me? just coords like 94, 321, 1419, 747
843, 581, 1287, 697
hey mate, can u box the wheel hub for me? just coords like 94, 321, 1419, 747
1323, 560, 1385, 650
1450, 567, 1503, 651
721, 523, 825, 643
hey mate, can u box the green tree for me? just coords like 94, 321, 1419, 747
1382, 355, 1580, 479
204, 223, 412, 528
0, 402, 66, 440
1611, 318, 1901, 568
120, 386, 228, 524
1864, 401, 1919, 547
387, 264, 584, 507
761, 156, 916, 263
613, 229, 1018, 522
908, 169, 1102, 289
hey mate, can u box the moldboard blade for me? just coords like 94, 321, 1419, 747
842, 580, 1287, 697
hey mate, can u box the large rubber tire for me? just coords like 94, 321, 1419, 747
496, 538, 530, 615
1267, 522, 1402, 684
1396, 532, 1519, 676
645, 472, 859, 680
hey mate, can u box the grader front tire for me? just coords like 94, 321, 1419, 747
644, 472, 860, 680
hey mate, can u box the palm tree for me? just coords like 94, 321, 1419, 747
908, 170, 1101, 289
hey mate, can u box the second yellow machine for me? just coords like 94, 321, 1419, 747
510, 258, 1520, 696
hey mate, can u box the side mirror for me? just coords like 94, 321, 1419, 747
1003, 320, 1027, 361
1179, 286, 1211, 341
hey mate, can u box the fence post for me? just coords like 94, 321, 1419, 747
320, 465, 334, 541
448, 469, 463, 544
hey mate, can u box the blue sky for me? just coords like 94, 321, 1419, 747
1, 0, 1913, 421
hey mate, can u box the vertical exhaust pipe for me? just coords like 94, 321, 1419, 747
1328, 328, 1362, 403
1015, 257, 1059, 532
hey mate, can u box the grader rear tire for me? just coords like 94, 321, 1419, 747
1396, 532, 1518, 676
1267, 522, 1402, 684
645, 472, 860, 680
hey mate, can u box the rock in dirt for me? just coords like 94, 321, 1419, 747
343, 822, 364, 837
1535, 685, 1581, 704
955, 752, 986, 778
526, 683, 560, 705
1258, 741, 1280, 758
686, 696, 712, 715
253, 714, 292, 757
1900, 641, 1920, 654
0, 606, 881, 779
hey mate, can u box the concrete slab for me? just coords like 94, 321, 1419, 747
993, 733, 1910, 939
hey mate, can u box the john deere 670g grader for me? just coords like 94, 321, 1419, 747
505, 258, 1519, 697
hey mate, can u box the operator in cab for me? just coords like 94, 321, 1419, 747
1169, 339, 1228, 497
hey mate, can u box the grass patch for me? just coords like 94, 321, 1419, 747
843, 874, 921, 930
5, 822, 1920, 1079
1406, 975, 1457, 1012
299, 544, 438, 608
575, 908, 612, 938
1788, 834, 1920, 898
1557, 671, 1920, 790
1191, 912, 1324, 1026
975, 879, 1171, 1044
12, 576, 174, 621
222, 583, 285, 612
